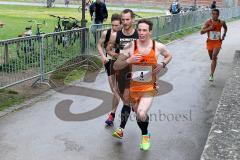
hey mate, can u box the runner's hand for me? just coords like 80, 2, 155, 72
207, 25, 214, 31
106, 43, 112, 52
108, 51, 119, 58
153, 64, 163, 75
221, 34, 226, 41
101, 56, 108, 64
106, 43, 119, 58
126, 53, 142, 63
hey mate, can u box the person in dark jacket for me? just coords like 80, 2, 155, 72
210, 0, 217, 9
89, 0, 108, 24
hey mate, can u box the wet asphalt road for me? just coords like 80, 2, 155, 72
0, 21, 239, 160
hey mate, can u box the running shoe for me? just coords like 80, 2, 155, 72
140, 133, 151, 151
105, 113, 114, 126
209, 75, 214, 82
112, 128, 123, 139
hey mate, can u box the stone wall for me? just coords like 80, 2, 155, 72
201, 51, 240, 160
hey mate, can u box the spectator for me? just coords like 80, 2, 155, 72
64, 0, 70, 7
89, 0, 108, 24
210, 0, 217, 9
169, 0, 181, 14
47, 0, 55, 7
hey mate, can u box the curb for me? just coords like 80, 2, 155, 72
0, 89, 56, 119
201, 51, 240, 160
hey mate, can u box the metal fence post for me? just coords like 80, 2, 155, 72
39, 35, 45, 83
4, 43, 8, 64
156, 16, 160, 39
86, 28, 90, 55
81, 0, 87, 55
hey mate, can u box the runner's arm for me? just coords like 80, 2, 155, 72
106, 33, 119, 58
153, 42, 172, 74
113, 54, 129, 71
222, 21, 227, 40
97, 30, 108, 64
159, 44, 172, 64
103, 3, 108, 20
113, 41, 140, 70
89, 4, 94, 17
200, 21, 212, 34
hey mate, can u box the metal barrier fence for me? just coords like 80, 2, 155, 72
91, 6, 240, 53
157, 7, 240, 37
0, 36, 42, 88
89, 23, 111, 54
0, 28, 89, 88
42, 29, 88, 74
1, 7, 240, 89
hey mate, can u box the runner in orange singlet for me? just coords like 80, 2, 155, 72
113, 19, 172, 151
129, 40, 158, 102
201, 9, 227, 82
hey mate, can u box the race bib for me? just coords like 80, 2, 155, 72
209, 31, 221, 40
132, 65, 152, 82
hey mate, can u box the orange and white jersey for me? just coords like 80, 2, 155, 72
207, 19, 223, 41
130, 40, 158, 93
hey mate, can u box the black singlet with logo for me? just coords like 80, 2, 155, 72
115, 29, 139, 94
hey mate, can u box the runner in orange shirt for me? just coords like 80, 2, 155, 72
113, 19, 172, 150
201, 9, 227, 82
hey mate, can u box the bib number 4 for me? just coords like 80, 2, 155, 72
132, 65, 152, 82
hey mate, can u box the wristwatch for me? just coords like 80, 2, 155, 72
161, 62, 166, 68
